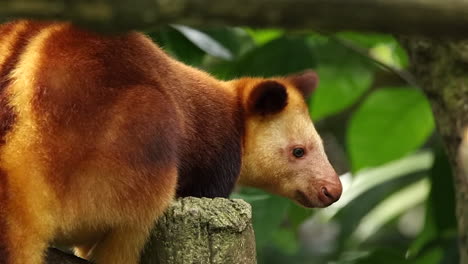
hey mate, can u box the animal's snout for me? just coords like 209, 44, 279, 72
318, 178, 342, 206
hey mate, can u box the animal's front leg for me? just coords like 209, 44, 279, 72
88, 166, 177, 264
87, 224, 153, 264
1, 181, 55, 264
1, 211, 52, 264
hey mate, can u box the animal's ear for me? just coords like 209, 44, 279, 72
288, 70, 319, 99
247, 80, 288, 115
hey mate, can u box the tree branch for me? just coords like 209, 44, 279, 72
2, 0, 468, 36
401, 36, 468, 263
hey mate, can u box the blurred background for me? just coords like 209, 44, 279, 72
148, 26, 458, 264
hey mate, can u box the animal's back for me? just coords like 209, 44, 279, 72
0, 20, 182, 263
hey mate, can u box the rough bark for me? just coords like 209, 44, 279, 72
45, 197, 256, 264
402, 37, 468, 263
2, 0, 468, 36
141, 197, 256, 264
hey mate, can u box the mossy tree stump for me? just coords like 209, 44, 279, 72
46, 197, 256, 264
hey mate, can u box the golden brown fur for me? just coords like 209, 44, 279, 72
0, 20, 341, 264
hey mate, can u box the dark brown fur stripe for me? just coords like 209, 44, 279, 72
0, 21, 49, 145
0, 23, 16, 43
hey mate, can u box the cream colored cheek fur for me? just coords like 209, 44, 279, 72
239, 99, 326, 200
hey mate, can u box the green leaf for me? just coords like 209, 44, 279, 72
336, 32, 396, 48
394, 43, 410, 68
347, 87, 435, 172
310, 64, 373, 120
233, 36, 317, 77
408, 145, 458, 263
271, 227, 299, 255
149, 27, 205, 66
370, 43, 401, 69
201, 28, 255, 58
287, 202, 314, 231
234, 188, 290, 251
171, 25, 233, 60
335, 32, 409, 68
325, 152, 432, 249
426, 146, 456, 232
351, 178, 430, 242
325, 151, 434, 219
308, 37, 374, 120
245, 28, 284, 45
202, 57, 237, 80
412, 247, 444, 264
343, 248, 407, 264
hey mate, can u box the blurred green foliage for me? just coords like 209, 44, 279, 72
347, 87, 434, 171
148, 26, 458, 264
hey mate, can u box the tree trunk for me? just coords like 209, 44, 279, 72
402, 37, 468, 263
141, 197, 256, 264
45, 197, 256, 264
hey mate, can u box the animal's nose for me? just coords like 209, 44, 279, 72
318, 180, 342, 206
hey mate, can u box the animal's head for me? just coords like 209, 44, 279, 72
234, 70, 342, 208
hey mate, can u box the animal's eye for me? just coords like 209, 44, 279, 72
292, 148, 305, 158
